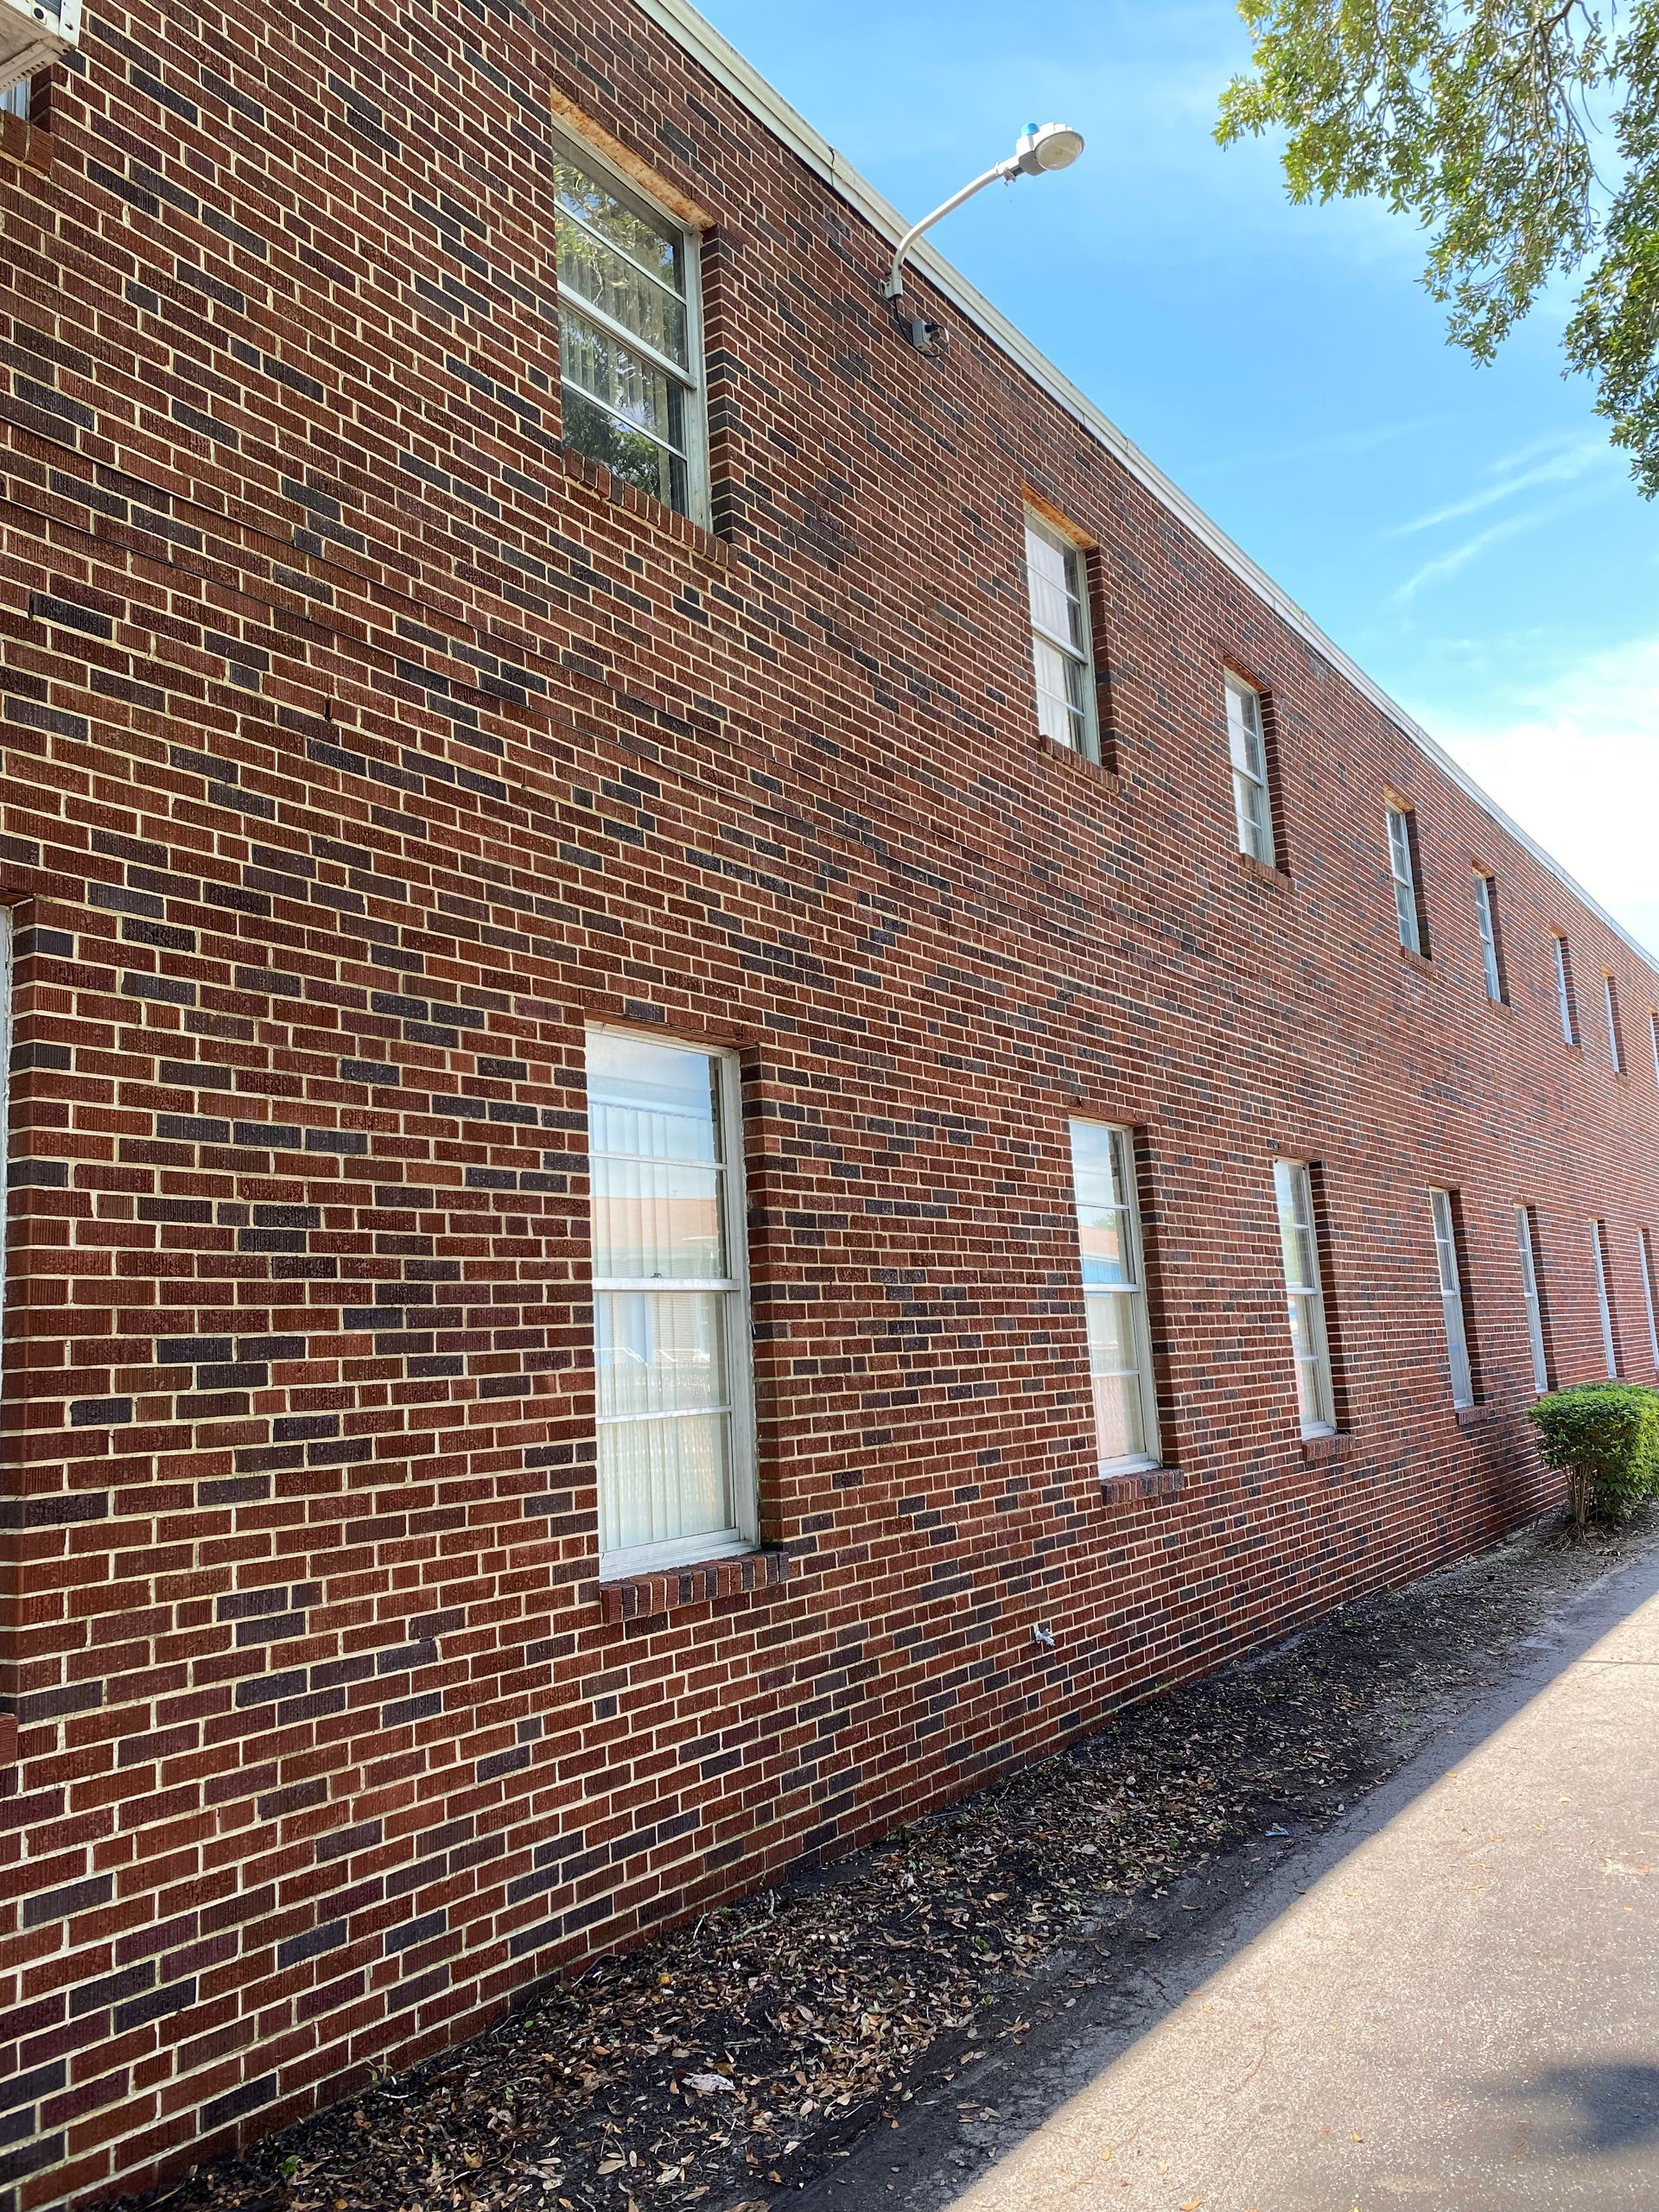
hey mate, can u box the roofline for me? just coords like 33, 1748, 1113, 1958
635, 0, 1658, 980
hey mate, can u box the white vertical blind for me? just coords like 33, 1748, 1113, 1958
1638, 1229, 1659, 1372
1387, 805, 1421, 954
1273, 1160, 1335, 1434
1604, 975, 1624, 1073
1473, 874, 1503, 1001
1024, 514, 1096, 757
587, 1030, 753, 1573
1554, 938, 1578, 1045
1226, 676, 1275, 867
1590, 1219, 1619, 1378
1515, 1205, 1548, 1395
1069, 1122, 1160, 1471
1429, 1189, 1474, 1408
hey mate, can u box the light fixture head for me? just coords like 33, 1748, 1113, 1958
1014, 121, 1084, 175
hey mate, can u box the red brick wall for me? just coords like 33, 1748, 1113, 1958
1, 2, 1656, 2202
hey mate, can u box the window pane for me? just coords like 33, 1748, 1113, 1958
595, 1292, 726, 1419
1033, 632, 1085, 747
555, 154, 683, 296
557, 225, 689, 365
1089, 1365, 1146, 1465
1236, 771, 1273, 863
1225, 681, 1265, 780
560, 307, 686, 453
1076, 1205, 1130, 1285
1085, 1290, 1139, 1373
588, 1033, 719, 1162
1025, 525, 1083, 650
562, 385, 688, 510
588, 1035, 726, 1279
598, 1406, 734, 1558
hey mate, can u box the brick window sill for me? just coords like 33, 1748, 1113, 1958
1236, 851, 1292, 892
1099, 1465, 1184, 1506
555, 445, 729, 569
0, 111, 52, 170
1301, 1431, 1353, 1465
597, 1546, 790, 1624
1456, 1403, 1503, 1431
1398, 944, 1434, 975
1032, 734, 1122, 791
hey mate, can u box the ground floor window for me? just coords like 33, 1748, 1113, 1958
1273, 1160, 1335, 1435
1069, 1121, 1161, 1473
586, 1028, 754, 1575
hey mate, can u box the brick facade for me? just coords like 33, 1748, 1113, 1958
1, 1, 1656, 2202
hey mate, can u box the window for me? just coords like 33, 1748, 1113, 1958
1473, 874, 1504, 1002
1387, 804, 1426, 956
1553, 936, 1579, 1046
1639, 1229, 1659, 1372
1225, 674, 1275, 867
1649, 1008, 1659, 1085
1590, 1218, 1619, 1378
1, 80, 28, 122
1604, 974, 1625, 1073
1068, 1122, 1160, 1473
1024, 513, 1098, 759
1273, 1160, 1335, 1435
1429, 1189, 1474, 1408
553, 134, 705, 521
585, 1029, 754, 1575
1515, 1205, 1550, 1395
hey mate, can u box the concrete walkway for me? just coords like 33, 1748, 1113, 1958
946, 1549, 1659, 2212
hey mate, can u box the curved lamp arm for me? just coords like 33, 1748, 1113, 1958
883, 156, 1021, 301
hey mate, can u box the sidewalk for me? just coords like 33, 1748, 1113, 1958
939, 1547, 1659, 2210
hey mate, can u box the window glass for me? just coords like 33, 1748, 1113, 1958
1554, 938, 1578, 1045
1605, 975, 1624, 1073
1226, 676, 1274, 866
1638, 1229, 1659, 1372
1516, 1205, 1549, 1394
554, 139, 702, 519
1273, 1160, 1334, 1434
1388, 805, 1422, 955
1069, 1122, 1160, 1471
1024, 515, 1097, 758
1474, 874, 1503, 1001
1591, 1218, 1619, 1378
587, 1031, 753, 1572
1430, 1189, 1474, 1407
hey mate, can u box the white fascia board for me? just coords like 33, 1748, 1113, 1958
633, 0, 1658, 979
0, 0, 80, 93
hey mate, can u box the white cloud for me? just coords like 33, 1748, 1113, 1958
1385, 436, 1611, 537
1393, 504, 1565, 605
1429, 633, 1659, 958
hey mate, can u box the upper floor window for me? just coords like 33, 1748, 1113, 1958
1429, 1188, 1475, 1408
1387, 804, 1427, 957
586, 1028, 754, 1575
1273, 1160, 1335, 1435
1473, 873, 1504, 1003
1515, 1205, 1550, 1395
1, 80, 29, 122
1649, 1007, 1659, 1085
1604, 974, 1625, 1074
1068, 1122, 1160, 1474
553, 135, 706, 522
1024, 513, 1099, 760
1553, 936, 1579, 1046
1225, 674, 1275, 867
1590, 1218, 1620, 1378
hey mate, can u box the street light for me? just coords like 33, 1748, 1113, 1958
884, 122, 1085, 353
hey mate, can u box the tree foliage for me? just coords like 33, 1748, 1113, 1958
1217, 2, 1659, 494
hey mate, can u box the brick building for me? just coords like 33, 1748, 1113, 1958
1, 0, 1656, 2202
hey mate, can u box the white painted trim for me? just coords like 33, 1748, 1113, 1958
635, 0, 1658, 979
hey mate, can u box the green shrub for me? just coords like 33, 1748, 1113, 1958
1528, 1383, 1659, 1529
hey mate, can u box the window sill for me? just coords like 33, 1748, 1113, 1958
596, 1545, 790, 1624
1456, 1402, 1502, 1431
555, 445, 729, 570
1032, 734, 1122, 791
1236, 851, 1291, 892
1099, 1465, 1183, 1506
1397, 944, 1433, 974
1300, 1430, 1352, 1465
0, 110, 52, 171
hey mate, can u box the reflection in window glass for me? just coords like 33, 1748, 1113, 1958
1069, 1122, 1160, 1471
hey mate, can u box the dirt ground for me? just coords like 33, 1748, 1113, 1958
122, 1510, 1659, 2212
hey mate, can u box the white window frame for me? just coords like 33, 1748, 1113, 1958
1649, 1007, 1659, 1086
587, 1027, 756, 1579
1515, 1205, 1549, 1395
1590, 1218, 1619, 1379
2, 80, 29, 123
1387, 804, 1423, 956
1638, 1228, 1659, 1373
1273, 1160, 1336, 1436
1604, 974, 1624, 1074
1023, 512, 1100, 760
1069, 1122, 1161, 1476
1429, 1188, 1474, 1408
1225, 673, 1276, 868
1473, 873, 1503, 1002
1554, 936, 1578, 1046
551, 127, 709, 527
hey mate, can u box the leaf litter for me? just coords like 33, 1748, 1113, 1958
124, 1511, 1654, 2212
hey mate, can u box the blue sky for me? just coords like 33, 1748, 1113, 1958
696, 0, 1659, 962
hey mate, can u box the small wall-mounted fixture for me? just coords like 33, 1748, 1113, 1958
0, 0, 80, 93
884, 122, 1086, 351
